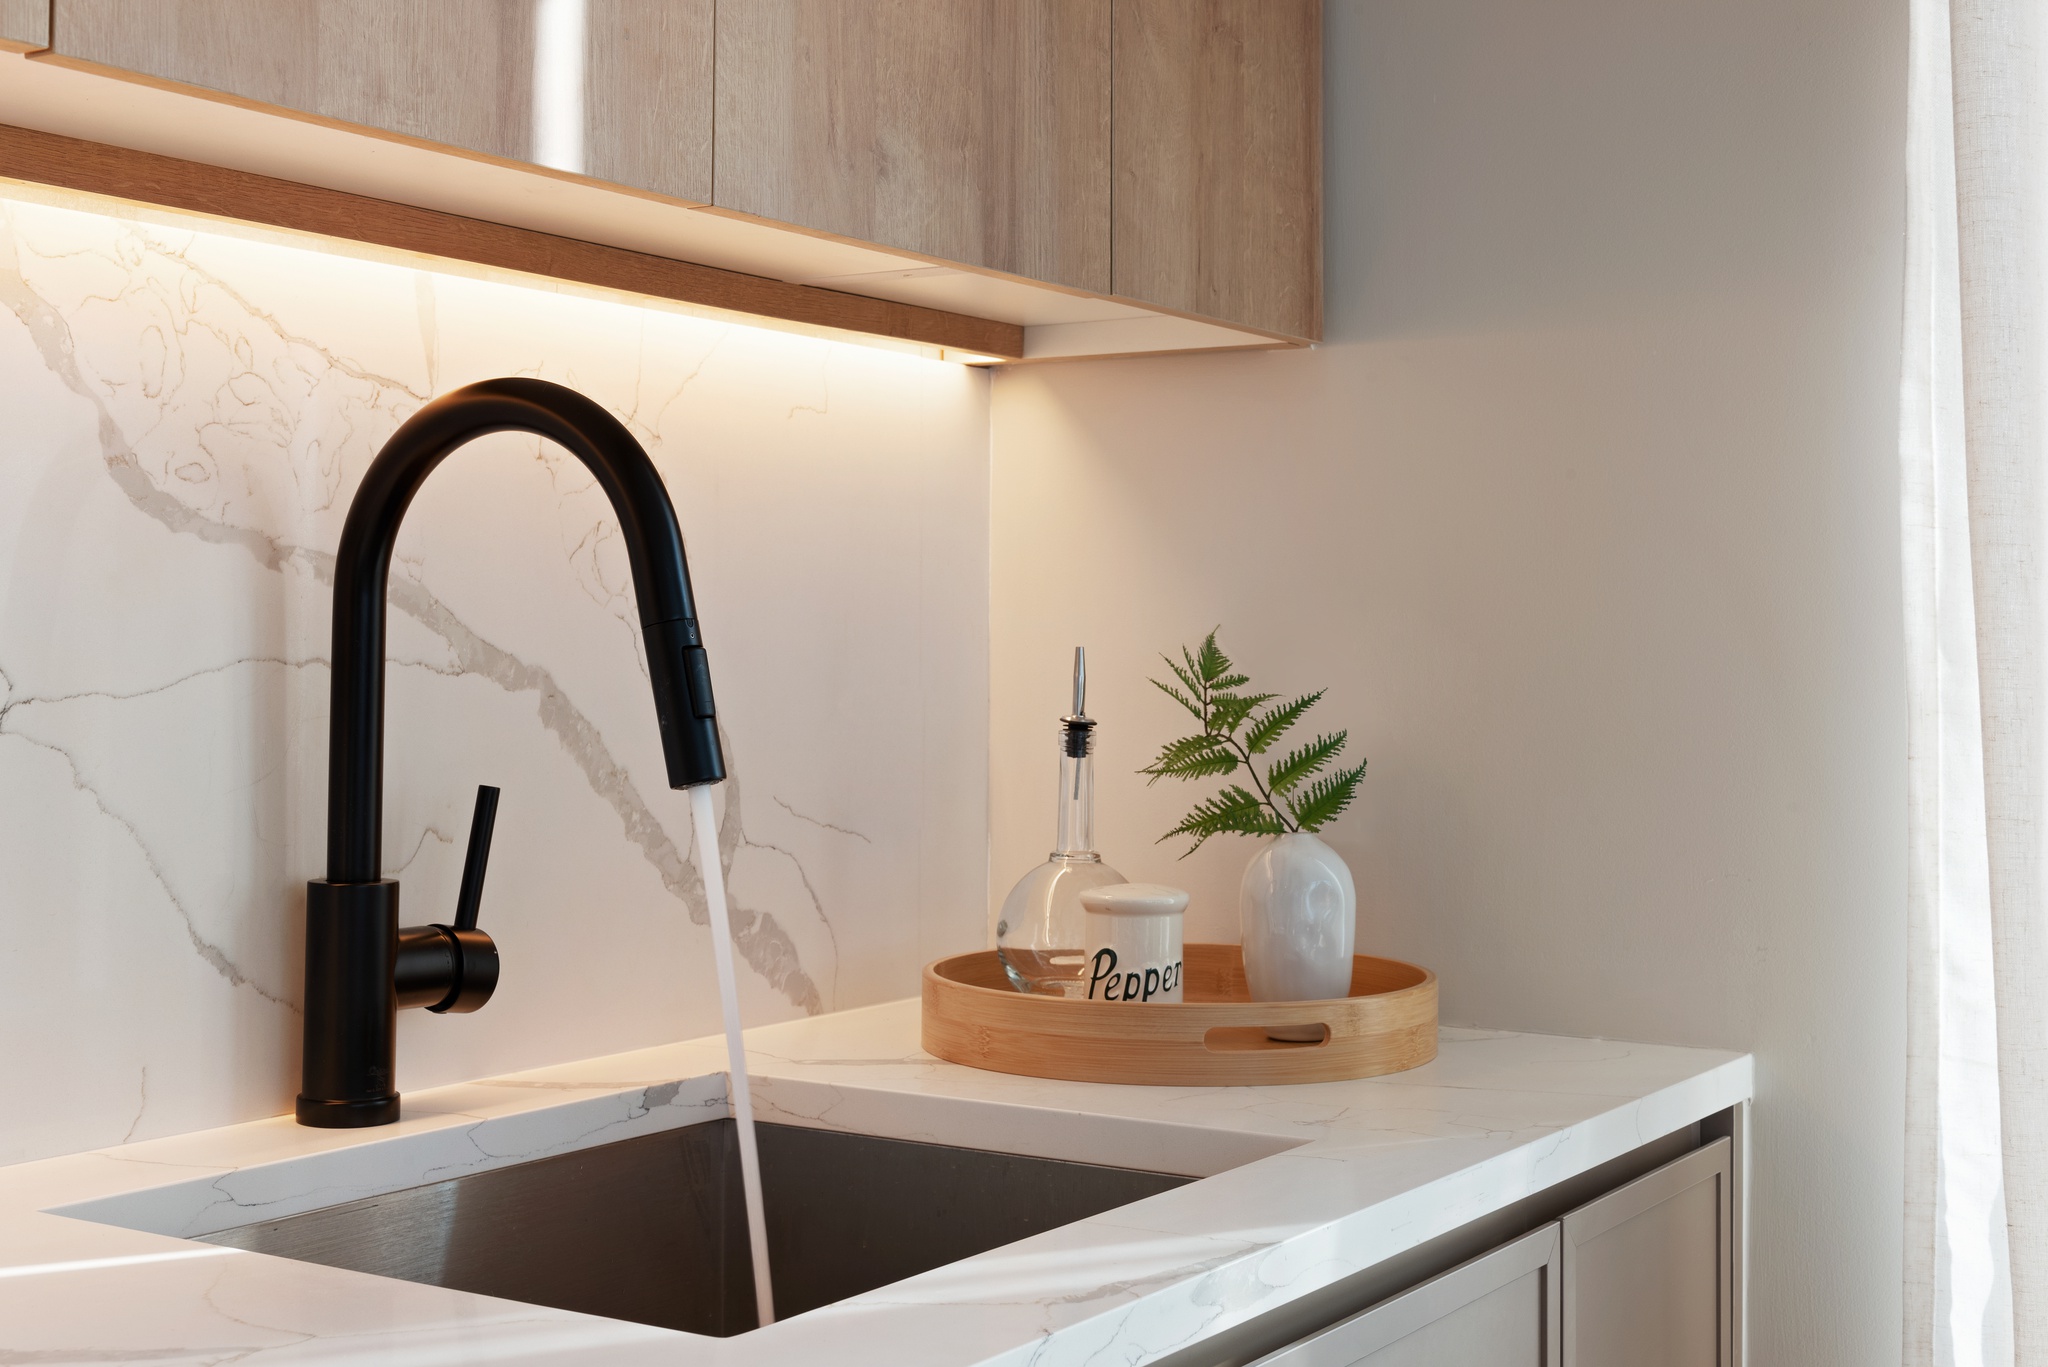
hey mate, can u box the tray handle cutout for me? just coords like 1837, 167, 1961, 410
1204, 1023, 1333, 1052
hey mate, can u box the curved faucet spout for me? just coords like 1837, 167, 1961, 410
299, 376, 724, 1129
327, 376, 724, 885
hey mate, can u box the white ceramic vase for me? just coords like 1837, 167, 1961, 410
1240, 832, 1356, 1008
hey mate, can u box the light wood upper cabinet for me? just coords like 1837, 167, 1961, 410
582, 2, 713, 201
0, 1, 49, 53
715, 0, 1112, 294
23, 0, 1319, 357
48, 1, 714, 202
1113, 0, 1322, 340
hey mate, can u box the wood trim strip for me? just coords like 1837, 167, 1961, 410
0, 121, 1026, 358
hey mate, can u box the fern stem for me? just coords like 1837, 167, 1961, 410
1222, 725, 1298, 834
1192, 643, 1297, 836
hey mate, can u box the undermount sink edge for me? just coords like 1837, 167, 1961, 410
1, 998, 1752, 1367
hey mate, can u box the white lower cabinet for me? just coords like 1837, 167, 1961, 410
1249, 1137, 1733, 1367
1562, 1140, 1733, 1367
1252, 1225, 1560, 1366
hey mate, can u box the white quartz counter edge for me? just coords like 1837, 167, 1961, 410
0, 1000, 1752, 1366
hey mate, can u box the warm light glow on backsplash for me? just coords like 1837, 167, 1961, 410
0, 177, 988, 369
0, 170, 992, 1158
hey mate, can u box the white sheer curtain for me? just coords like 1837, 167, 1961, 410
1904, 0, 2048, 1362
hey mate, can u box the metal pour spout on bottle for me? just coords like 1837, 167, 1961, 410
995, 647, 1126, 995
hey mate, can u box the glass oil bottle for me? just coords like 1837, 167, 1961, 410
995, 648, 1125, 995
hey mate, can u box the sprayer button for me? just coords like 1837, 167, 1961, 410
683, 647, 717, 719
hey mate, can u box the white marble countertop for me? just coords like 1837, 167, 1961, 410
0, 1001, 1750, 1365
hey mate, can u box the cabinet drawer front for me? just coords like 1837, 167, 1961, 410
1562, 1137, 1732, 1367
1253, 1223, 1559, 1367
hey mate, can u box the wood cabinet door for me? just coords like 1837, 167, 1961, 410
48, 1, 713, 201
1561, 1138, 1733, 1367
1112, 0, 1321, 339
1250, 1224, 1559, 1367
714, 0, 1112, 293
0, 1, 47, 52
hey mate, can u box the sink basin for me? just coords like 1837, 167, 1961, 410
198, 1120, 1190, 1336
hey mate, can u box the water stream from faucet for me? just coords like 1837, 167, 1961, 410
689, 784, 776, 1326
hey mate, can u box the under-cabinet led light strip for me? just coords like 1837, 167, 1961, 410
0, 176, 1003, 368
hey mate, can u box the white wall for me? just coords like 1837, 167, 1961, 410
0, 189, 991, 1164
991, 2, 1907, 1362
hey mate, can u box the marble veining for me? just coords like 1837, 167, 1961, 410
0, 187, 989, 1163
0, 1005, 1751, 1366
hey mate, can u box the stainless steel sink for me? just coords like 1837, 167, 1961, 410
199, 1120, 1190, 1336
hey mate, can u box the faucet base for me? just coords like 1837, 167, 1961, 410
298, 879, 400, 1128
295, 1094, 401, 1128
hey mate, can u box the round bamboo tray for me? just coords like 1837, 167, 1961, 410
921, 943, 1437, 1086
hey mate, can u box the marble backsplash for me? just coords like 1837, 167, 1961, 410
0, 190, 991, 1164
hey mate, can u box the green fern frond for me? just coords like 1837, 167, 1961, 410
1160, 785, 1288, 855
1145, 631, 1367, 847
1151, 676, 1205, 720
1169, 785, 1270, 833
1206, 690, 1276, 736
1286, 762, 1367, 832
1164, 654, 1206, 704
1245, 691, 1324, 755
1140, 733, 1239, 783
1267, 731, 1347, 795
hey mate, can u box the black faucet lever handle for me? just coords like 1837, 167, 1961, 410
394, 784, 502, 1015
454, 784, 500, 932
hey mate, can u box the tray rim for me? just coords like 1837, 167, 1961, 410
920, 943, 1440, 1085
923, 942, 1437, 1017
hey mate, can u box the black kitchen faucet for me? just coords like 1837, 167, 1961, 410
297, 377, 725, 1128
